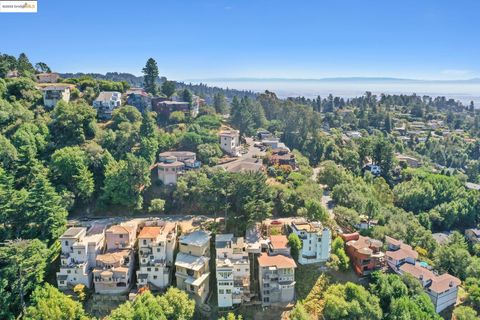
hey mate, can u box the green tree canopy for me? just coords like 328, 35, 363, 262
24, 284, 89, 320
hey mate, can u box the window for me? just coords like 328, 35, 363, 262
67, 270, 71, 274
65, 241, 69, 246
119, 234, 124, 239
147, 268, 151, 271
226, 289, 231, 294
157, 248, 160, 252
143, 240, 147, 245
78, 251, 81, 254
219, 289, 224, 294
264, 297, 269, 303
153, 276, 157, 279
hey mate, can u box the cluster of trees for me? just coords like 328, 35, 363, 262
0, 52, 47, 78
290, 272, 455, 320
393, 169, 480, 231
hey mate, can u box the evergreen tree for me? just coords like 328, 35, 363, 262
161, 80, 176, 98
213, 92, 229, 114
0, 239, 48, 318
17, 53, 35, 77
24, 284, 89, 320
25, 171, 68, 243
142, 58, 159, 95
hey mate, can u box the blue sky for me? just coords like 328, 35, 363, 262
1, 0, 479, 80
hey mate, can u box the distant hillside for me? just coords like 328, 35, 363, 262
59, 72, 257, 104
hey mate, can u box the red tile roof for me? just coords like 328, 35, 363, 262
270, 235, 289, 250
138, 226, 161, 239
258, 253, 297, 269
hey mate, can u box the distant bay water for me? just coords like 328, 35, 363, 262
188, 78, 480, 106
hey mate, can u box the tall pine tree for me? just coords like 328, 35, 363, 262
142, 58, 159, 95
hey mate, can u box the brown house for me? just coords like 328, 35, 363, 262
341, 232, 385, 276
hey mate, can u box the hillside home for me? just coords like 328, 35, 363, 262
57, 227, 105, 289
105, 223, 137, 251
465, 228, 480, 244
399, 263, 461, 313
42, 85, 72, 108
137, 222, 178, 290
93, 222, 137, 294
385, 236, 418, 271
268, 149, 296, 169
215, 234, 251, 308
157, 151, 200, 185
93, 91, 122, 119
126, 88, 151, 113
258, 253, 297, 306
175, 230, 211, 304
219, 130, 241, 157
36, 72, 59, 83
341, 232, 385, 276
152, 98, 199, 120
93, 249, 135, 294
396, 154, 421, 168
290, 221, 331, 264
6, 70, 19, 78
268, 235, 290, 256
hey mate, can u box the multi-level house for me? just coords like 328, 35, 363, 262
42, 85, 72, 108
341, 232, 385, 276
93, 91, 122, 119
157, 151, 201, 185
219, 130, 241, 157
290, 221, 331, 264
268, 235, 290, 256
92, 249, 135, 294
137, 222, 178, 290
215, 234, 251, 308
93, 223, 137, 294
386, 236, 461, 313
105, 224, 136, 251
258, 253, 297, 306
56, 227, 104, 289
399, 262, 461, 313
126, 88, 151, 113
152, 96, 200, 120
385, 236, 418, 270
175, 230, 211, 304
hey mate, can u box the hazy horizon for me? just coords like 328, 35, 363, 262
194, 78, 480, 105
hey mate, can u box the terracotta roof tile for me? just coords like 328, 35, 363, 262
258, 253, 296, 269
138, 226, 161, 239
269, 235, 289, 250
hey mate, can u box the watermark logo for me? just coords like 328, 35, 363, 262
0, 1, 37, 13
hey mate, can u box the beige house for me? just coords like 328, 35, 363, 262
175, 230, 211, 304
93, 249, 135, 294
215, 234, 251, 308
219, 130, 241, 157
137, 222, 178, 290
42, 85, 72, 108
105, 224, 137, 251
258, 253, 296, 306
56, 227, 104, 289
93, 222, 137, 294
36, 72, 60, 83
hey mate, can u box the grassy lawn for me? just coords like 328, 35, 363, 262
295, 263, 361, 300
295, 264, 324, 300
